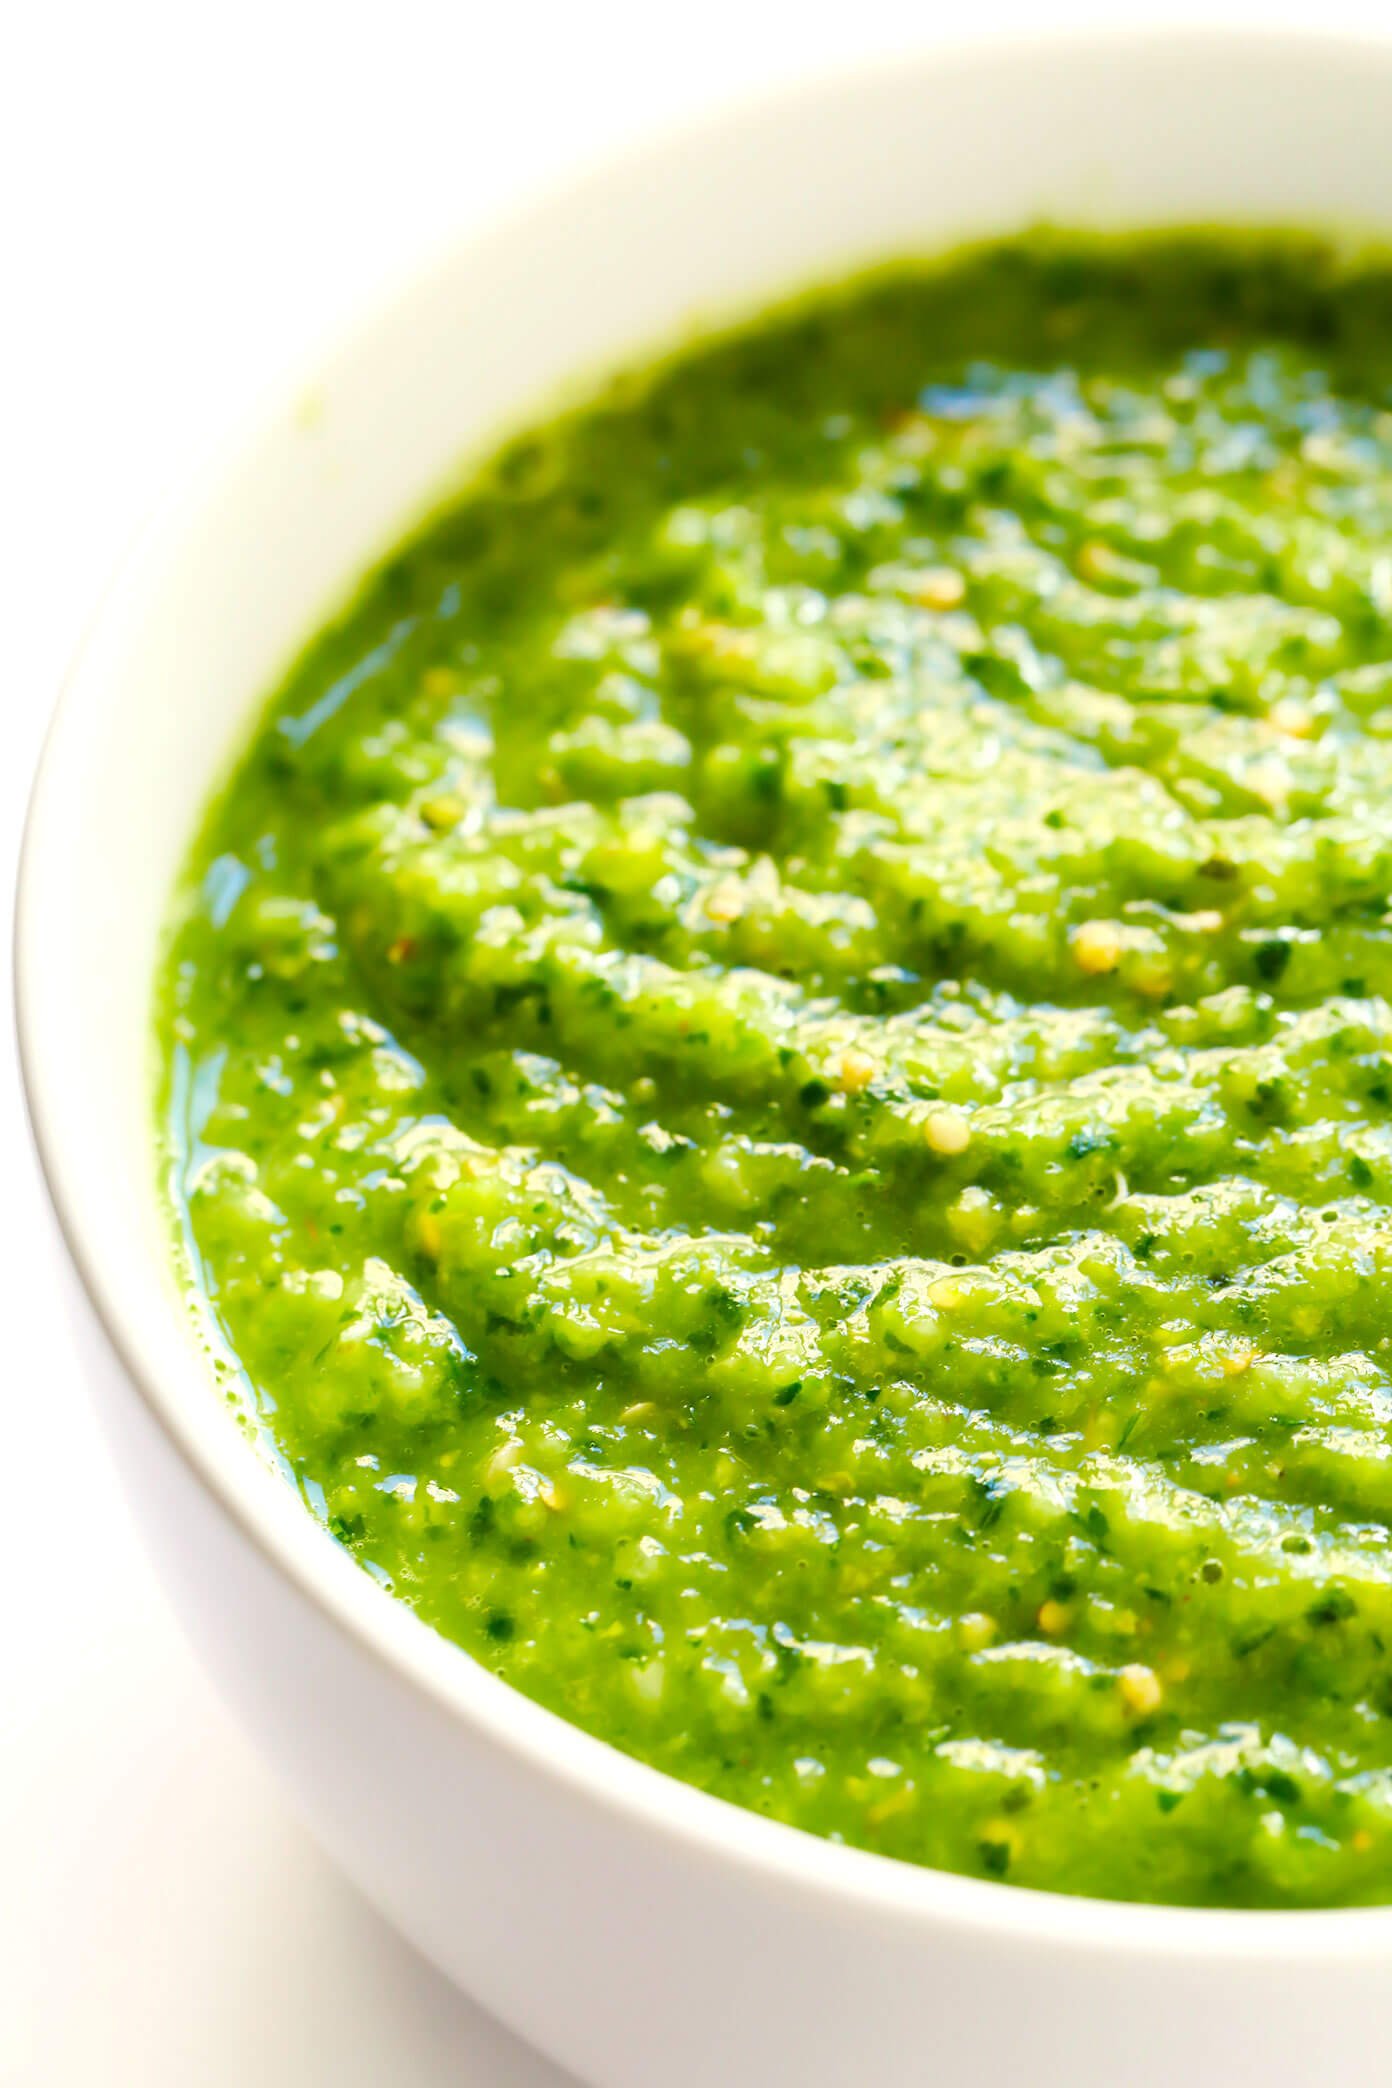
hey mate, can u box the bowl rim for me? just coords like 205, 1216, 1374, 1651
20, 21, 1392, 1961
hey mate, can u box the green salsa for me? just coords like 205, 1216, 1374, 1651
163, 234, 1392, 1907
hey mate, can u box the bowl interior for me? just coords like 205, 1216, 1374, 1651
22, 26, 1392, 1948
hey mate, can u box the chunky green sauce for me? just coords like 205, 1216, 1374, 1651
163, 235, 1392, 1906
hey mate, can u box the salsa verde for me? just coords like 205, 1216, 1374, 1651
164, 235, 1392, 1906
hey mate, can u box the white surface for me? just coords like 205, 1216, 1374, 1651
5, 4, 1392, 2083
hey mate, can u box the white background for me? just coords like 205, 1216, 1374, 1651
3, 2, 1387, 2081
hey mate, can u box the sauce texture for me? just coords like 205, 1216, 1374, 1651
164, 236, 1392, 1906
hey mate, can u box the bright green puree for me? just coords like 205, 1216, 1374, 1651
164, 236, 1392, 1906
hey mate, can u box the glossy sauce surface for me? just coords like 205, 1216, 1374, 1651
165, 237, 1392, 1904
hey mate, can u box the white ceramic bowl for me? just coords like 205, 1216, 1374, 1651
20, 30, 1392, 2087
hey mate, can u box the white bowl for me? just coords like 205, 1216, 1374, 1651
20, 30, 1392, 2087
